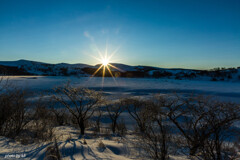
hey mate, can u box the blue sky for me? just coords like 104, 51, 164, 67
0, 0, 239, 69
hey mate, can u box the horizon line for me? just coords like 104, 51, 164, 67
0, 58, 239, 71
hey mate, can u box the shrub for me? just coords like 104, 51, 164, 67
116, 119, 127, 137
163, 95, 240, 159
101, 127, 111, 138
98, 140, 106, 152
133, 98, 170, 160
30, 105, 54, 141
0, 89, 30, 138
123, 98, 152, 133
51, 108, 67, 126
53, 83, 103, 135
106, 102, 125, 134
91, 107, 103, 135
123, 97, 171, 159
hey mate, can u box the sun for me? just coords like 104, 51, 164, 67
89, 43, 124, 87
101, 58, 109, 66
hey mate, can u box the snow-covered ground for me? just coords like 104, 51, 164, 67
0, 126, 133, 160
0, 125, 190, 160
3, 76, 240, 103
0, 76, 239, 160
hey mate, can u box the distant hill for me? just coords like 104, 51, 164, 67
0, 59, 239, 81
0, 60, 90, 76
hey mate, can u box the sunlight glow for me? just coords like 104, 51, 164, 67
89, 43, 123, 87
101, 59, 109, 66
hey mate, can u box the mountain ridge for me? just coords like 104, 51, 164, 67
0, 59, 239, 82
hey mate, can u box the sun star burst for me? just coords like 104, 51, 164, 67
90, 45, 123, 87
101, 59, 109, 66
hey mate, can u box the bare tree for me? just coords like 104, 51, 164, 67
51, 108, 67, 126
141, 102, 171, 160
94, 106, 103, 134
32, 104, 54, 141
53, 84, 103, 135
163, 95, 210, 156
200, 101, 240, 160
123, 98, 152, 133
122, 97, 171, 159
161, 94, 240, 159
106, 101, 125, 134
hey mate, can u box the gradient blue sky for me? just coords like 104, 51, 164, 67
0, 0, 239, 69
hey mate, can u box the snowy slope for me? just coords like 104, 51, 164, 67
0, 60, 239, 81
0, 126, 136, 160
0, 60, 91, 76
0, 60, 90, 68
0, 126, 190, 160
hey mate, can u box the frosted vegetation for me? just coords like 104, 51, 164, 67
0, 76, 240, 160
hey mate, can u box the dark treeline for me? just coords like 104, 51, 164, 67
0, 65, 31, 75
82, 66, 240, 80
1, 63, 240, 81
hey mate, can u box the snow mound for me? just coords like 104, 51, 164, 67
0, 126, 133, 160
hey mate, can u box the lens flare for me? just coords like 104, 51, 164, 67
89, 44, 124, 87
101, 59, 109, 66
